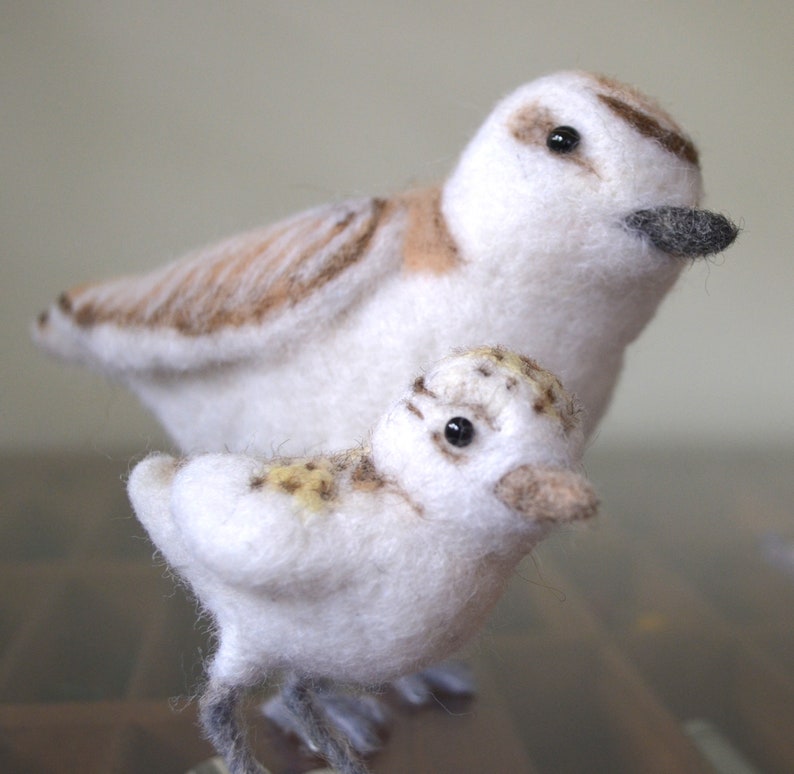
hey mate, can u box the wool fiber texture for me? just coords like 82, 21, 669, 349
128, 348, 597, 690
34, 71, 738, 454
128, 348, 598, 773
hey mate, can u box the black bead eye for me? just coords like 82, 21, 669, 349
546, 126, 581, 154
444, 417, 475, 447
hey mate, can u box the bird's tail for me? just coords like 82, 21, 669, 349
32, 277, 159, 374
32, 289, 96, 367
127, 453, 189, 568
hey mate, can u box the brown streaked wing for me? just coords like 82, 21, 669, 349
58, 196, 393, 337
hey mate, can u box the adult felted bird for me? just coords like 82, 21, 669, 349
127, 347, 598, 774
34, 70, 738, 456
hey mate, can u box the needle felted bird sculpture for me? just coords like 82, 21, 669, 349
34, 69, 737, 750
34, 70, 738, 456
127, 347, 598, 774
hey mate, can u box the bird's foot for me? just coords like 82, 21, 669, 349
262, 684, 390, 757
277, 678, 374, 774
391, 661, 476, 707
263, 663, 475, 754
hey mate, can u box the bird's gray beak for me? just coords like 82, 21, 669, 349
494, 465, 598, 524
625, 207, 739, 258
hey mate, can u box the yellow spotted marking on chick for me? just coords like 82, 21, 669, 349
466, 346, 578, 432
265, 459, 336, 513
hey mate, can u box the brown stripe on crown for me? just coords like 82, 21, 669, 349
597, 93, 699, 166
593, 73, 682, 123
400, 187, 461, 273
63, 198, 389, 335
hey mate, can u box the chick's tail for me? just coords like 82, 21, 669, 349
127, 453, 189, 568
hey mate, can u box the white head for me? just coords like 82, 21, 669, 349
372, 347, 593, 545
444, 71, 735, 284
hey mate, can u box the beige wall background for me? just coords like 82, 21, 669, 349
2, 2, 792, 452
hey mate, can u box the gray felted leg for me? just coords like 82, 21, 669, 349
281, 676, 371, 774
263, 683, 390, 756
199, 681, 268, 774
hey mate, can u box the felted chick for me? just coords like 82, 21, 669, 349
34, 70, 738, 456
127, 347, 598, 774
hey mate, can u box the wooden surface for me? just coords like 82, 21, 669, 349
1, 448, 793, 773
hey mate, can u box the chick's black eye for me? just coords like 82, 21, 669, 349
547, 126, 580, 154
444, 417, 475, 447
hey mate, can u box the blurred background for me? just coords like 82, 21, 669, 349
2, 1, 792, 453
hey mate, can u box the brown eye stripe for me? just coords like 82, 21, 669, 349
509, 104, 556, 146
597, 93, 699, 167
509, 103, 597, 175
405, 401, 424, 420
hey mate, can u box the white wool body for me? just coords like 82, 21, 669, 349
35, 71, 736, 455
128, 348, 595, 689
137, 454, 526, 687
125, 257, 671, 454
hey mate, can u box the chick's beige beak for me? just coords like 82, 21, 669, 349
494, 465, 598, 524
